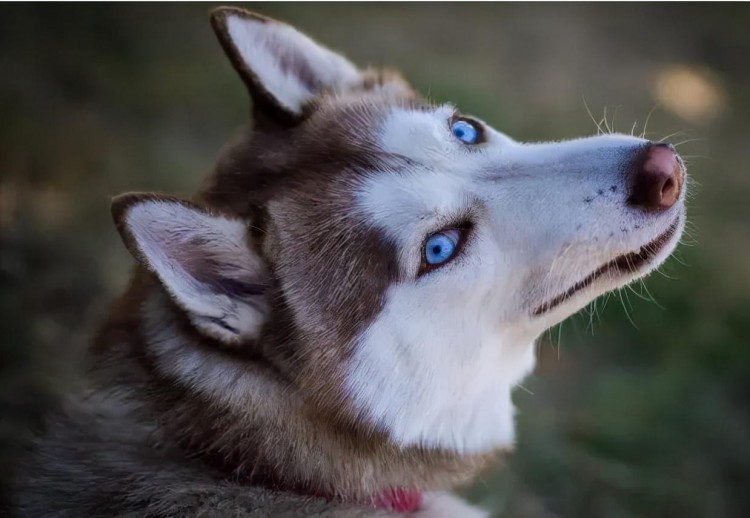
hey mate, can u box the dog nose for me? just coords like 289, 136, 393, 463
628, 142, 684, 211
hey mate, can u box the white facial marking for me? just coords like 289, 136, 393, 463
378, 105, 457, 161
348, 293, 536, 452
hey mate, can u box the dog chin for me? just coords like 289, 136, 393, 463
532, 211, 684, 323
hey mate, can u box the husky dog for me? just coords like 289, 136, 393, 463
12, 7, 687, 517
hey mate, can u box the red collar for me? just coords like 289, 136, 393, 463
371, 487, 422, 513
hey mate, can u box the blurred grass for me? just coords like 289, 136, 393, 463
1, 3, 749, 517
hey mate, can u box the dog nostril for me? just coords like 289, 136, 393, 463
628, 142, 683, 211
662, 177, 676, 199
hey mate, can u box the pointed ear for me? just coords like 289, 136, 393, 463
112, 193, 269, 344
210, 7, 362, 120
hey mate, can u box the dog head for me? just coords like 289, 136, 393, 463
112, 8, 687, 454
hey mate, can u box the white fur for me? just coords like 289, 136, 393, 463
125, 200, 268, 343
417, 492, 489, 518
345, 106, 686, 452
226, 15, 360, 114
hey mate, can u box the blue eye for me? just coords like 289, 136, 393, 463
424, 229, 461, 266
451, 119, 480, 144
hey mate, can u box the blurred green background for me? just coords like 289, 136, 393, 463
1, 3, 749, 517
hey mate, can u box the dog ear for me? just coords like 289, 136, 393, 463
112, 193, 269, 344
210, 6, 361, 121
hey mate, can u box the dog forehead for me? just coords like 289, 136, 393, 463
357, 169, 469, 242
301, 99, 456, 166
353, 104, 476, 242
263, 101, 460, 214
377, 104, 457, 159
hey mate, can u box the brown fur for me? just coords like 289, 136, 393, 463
10, 7, 499, 517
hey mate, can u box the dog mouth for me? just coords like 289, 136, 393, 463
533, 218, 680, 316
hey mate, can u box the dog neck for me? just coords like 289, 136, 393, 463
90, 271, 497, 505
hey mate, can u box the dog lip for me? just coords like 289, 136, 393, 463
532, 217, 680, 317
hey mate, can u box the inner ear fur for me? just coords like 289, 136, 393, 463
111, 192, 270, 345
210, 8, 286, 119
210, 6, 362, 123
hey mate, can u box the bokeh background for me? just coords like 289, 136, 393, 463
1, 3, 749, 517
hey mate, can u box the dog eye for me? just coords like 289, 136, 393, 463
451, 119, 482, 145
423, 229, 462, 266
